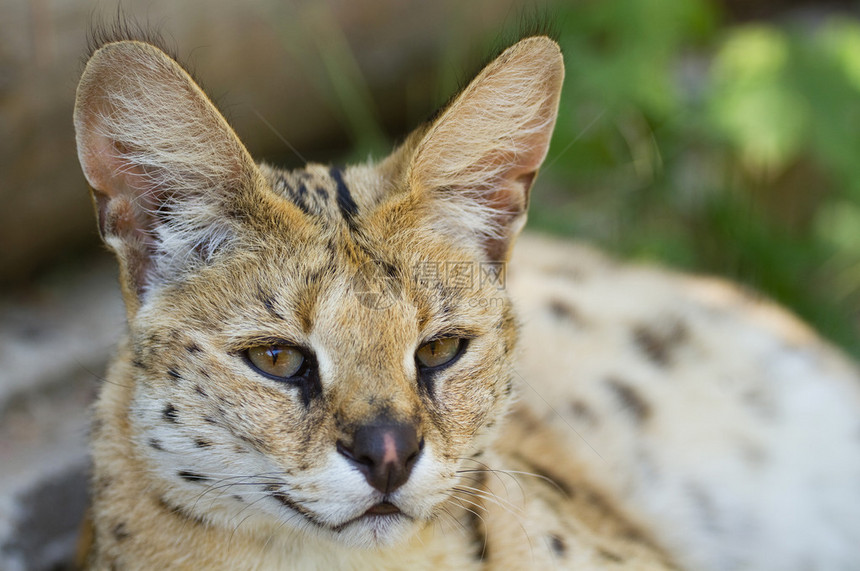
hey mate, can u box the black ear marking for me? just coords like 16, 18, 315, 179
75, 35, 263, 305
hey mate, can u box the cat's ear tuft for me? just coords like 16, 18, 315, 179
408, 36, 564, 261
74, 40, 262, 305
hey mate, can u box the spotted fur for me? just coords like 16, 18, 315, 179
74, 32, 860, 570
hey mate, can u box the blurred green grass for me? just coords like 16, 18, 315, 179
305, 1, 860, 357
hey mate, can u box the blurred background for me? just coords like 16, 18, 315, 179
2, 0, 860, 568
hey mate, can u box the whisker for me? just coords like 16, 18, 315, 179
452, 485, 524, 517
456, 457, 516, 492
445, 498, 489, 560
229, 495, 272, 543
457, 467, 567, 496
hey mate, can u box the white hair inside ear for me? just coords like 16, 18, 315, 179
408, 36, 564, 261
73, 40, 263, 302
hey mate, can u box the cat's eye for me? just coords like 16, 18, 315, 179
246, 344, 305, 379
416, 338, 464, 369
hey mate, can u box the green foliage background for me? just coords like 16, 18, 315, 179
519, 1, 860, 357
546, 1, 860, 356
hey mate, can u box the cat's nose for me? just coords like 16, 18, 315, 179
337, 421, 423, 494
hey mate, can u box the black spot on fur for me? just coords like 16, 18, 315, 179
631, 319, 689, 367
167, 368, 181, 381
382, 261, 399, 280
621, 527, 647, 544
186, 343, 201, 353
195, 385, 208, 398
162, 404, 178, 423
605, 378, 651, 424
293, 177, 311, 209
232, 494, 244, 503
598, 548, 624, 563
194, 437, 212, 449
259, 290, 286, 321
569, 400, 598, 426
178, 470, 209, 483
549, 534, 567, 557
277, 173, 313, 215
132, 359, 145, 369
148, 438, 165, 451
112, 522, 130, 542
202, 415, 218, 425
547, 299, 584, 325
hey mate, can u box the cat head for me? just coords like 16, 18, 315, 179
75, 35, 563, 547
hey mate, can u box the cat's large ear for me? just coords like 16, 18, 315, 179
74, 40, 263, 309
407, 36, 564, 261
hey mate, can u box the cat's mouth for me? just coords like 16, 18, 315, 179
270, 489, 416, 545
333, 501, 406, 531
364, 501, 401, 516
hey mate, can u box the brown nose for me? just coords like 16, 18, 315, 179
337, 421, 423, 494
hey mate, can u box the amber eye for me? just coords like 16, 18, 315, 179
246, 344, 305, 379
416, 338, 463, 369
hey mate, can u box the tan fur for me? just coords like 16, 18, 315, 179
74, 34, 860, 570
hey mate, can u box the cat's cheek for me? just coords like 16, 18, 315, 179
432, 364, 510, 449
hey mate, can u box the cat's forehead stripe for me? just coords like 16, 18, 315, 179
330, 167, 359, 226
264, 164, 371, 234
